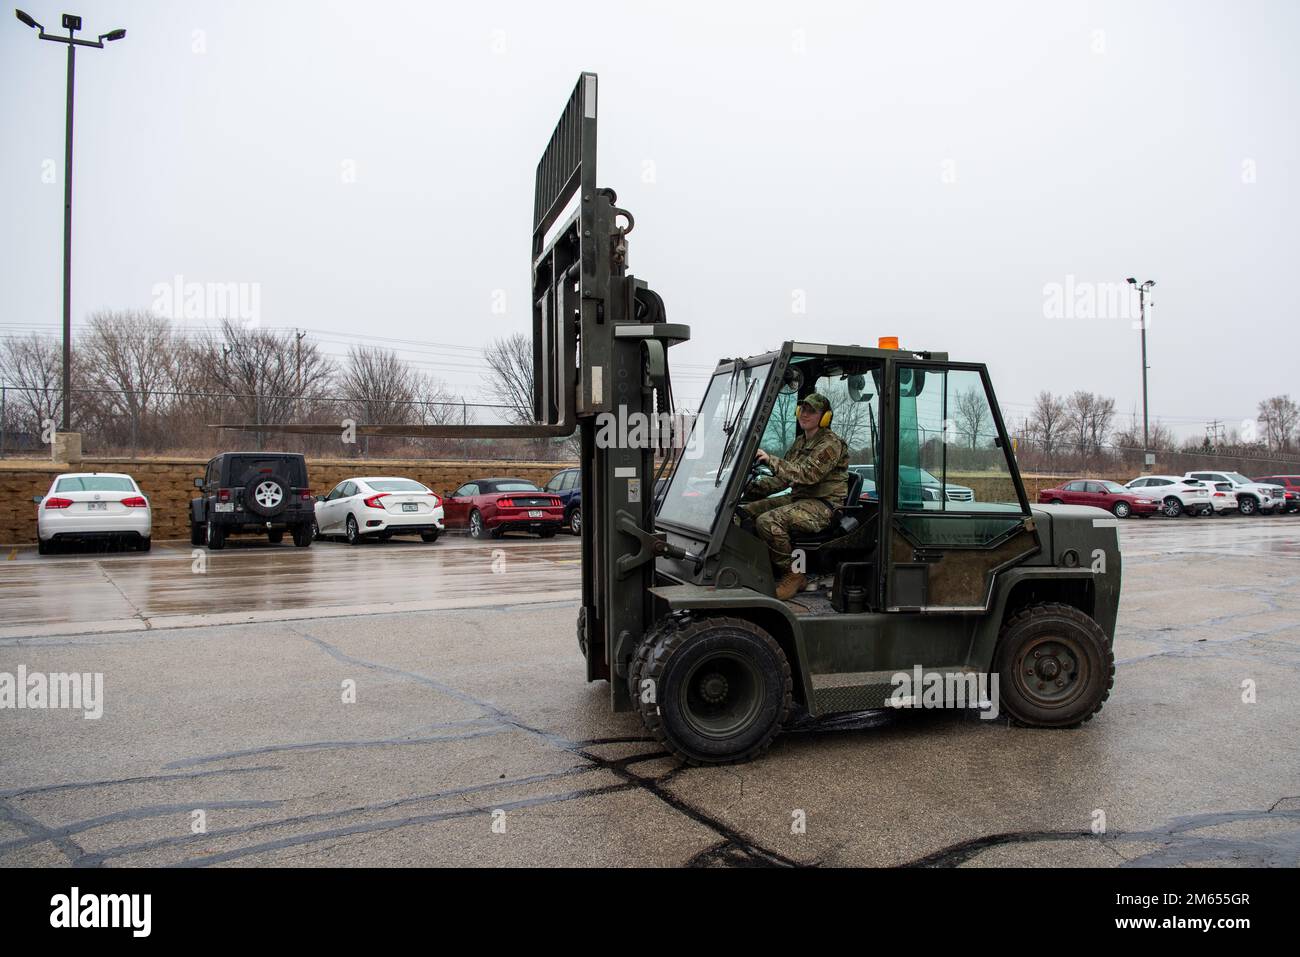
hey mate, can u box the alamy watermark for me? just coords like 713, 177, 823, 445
593, 405, 699, 456
887, 666, 1000, 720
151, 274, 261, 328
0, 666, 103, 719
1042, 275, 1150, 328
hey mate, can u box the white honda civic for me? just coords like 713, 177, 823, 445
314, 476, 444, 545
35, 472, 152, 554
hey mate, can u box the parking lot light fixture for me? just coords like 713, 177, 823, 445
1127, 277, 1157, 469
13, 9, 126, 434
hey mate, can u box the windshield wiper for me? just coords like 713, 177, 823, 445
715, 378, 756, 486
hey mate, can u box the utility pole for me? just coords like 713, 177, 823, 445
15, 11, 126, 433
295, 329, 305, 393
1126, 277, 1156, 469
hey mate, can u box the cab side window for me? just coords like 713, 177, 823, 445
896, 365, 1023, 512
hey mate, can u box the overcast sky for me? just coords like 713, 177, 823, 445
3, 0, 1296, 438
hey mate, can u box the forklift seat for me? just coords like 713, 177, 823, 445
792, 470, 865, 548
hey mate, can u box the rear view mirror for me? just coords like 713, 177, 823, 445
194, 477, 203, 488
846, 374, 874, 403
898, 367, 926, 398
32, 496, 42, 504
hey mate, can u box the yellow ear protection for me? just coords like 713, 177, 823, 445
798, 402, 833, 428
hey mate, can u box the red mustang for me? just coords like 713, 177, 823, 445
441, 477, 565, 539
1037, 479, 1160, 518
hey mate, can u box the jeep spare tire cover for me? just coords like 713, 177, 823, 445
245, 474, 290, 518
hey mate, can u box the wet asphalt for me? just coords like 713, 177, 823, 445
1, 515, 1298, 867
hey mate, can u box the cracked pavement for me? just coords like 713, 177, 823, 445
1, 518, 1298, 866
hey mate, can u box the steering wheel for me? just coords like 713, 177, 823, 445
742, 460, 775, 496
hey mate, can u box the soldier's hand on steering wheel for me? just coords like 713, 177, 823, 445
755, 449, 770, 466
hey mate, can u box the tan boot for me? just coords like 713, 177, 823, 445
776, 571, 808, 601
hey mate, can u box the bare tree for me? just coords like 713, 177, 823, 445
1112, 415, 1175, 452
1086, 395, 1116, 456
954, 386, 989, 450
1065, 391, 1097, 456
79, 310, 190, 452
483, 333, 534, 424
0, 333, 65, 442
420, 378, 474, 427
339, 346, 421, 425
196, 321, 336, 447
1028, 391, 1067, 459
1257, 395, 1299, 452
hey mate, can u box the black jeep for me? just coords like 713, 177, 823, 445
191, 452, 315, 549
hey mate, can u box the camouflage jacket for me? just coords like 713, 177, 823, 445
750, 428, 849, 504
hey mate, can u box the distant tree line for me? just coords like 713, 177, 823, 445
0, 314, 569, 461
1011, 390, 1300, 475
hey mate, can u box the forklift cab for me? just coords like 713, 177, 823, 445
653, 340, 1040, 616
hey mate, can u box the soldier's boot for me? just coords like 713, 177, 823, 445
775, 571, 808, 601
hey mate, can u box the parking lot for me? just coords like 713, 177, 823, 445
2, 517, 1298, 867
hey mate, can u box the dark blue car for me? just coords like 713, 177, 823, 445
543, 468, 582, 536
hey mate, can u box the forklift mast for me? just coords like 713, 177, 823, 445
530, 74, 690, 704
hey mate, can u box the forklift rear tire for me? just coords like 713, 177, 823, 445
633, 615, 792, 765
994, 602, 1114, 728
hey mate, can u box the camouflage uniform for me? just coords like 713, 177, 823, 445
741, 404, 849, 574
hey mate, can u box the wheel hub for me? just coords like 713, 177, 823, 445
1021, 640, 1079, 700
699, 673, 729, 704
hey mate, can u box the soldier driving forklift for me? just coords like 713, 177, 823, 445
223, 73, 1119, 767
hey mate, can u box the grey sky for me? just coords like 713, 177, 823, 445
3, 0, 1296, 438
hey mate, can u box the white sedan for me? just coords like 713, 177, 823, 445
35, 472, 151, 554
314, 477, 444, 545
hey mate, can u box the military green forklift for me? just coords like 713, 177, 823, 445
226, 73, 1118, 765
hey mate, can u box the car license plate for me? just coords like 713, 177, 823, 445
402, 503, 418, 512
215, 503, 234, 512
87, 502, 107, 511
528, 510, 543, 518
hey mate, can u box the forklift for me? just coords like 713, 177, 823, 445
228, 74, 1119, 764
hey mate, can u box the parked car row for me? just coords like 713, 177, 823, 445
1038, 471, 1298, 518
33, 453, 582, 555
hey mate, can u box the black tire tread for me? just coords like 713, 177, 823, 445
633, 615, 792, 766
996, 601, 1114, 729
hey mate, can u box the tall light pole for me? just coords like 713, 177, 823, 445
1127, 277, 1156, 468
14, 9, 126, 434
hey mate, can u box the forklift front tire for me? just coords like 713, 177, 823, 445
994, 602, 1114, 728
634, 615, 792, 765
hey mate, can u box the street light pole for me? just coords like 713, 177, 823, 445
1127, 277, 1156, 469
62, 31, 74, 432
15, 10, 126, 434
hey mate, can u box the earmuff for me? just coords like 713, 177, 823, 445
798, 403, 833, 428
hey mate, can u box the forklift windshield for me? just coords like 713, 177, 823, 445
659, 360, 775, 533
